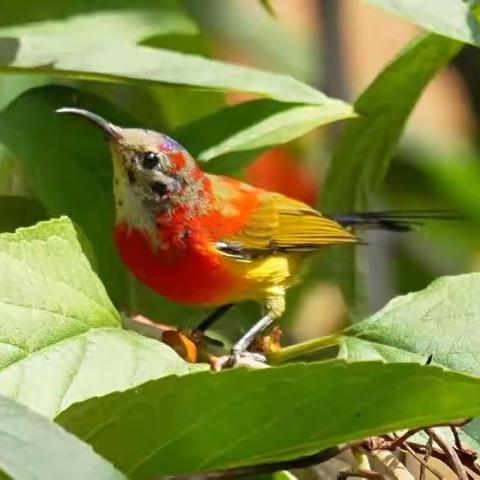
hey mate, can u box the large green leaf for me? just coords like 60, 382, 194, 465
339, 273, 480, 374
337, 272, 480, 456
275, 272, 480, 372
0, 3, 349, 110
0, 0, 350, 125
0, 1, 196, 113
0, 216, 119, 340
177, 99, 354, 162
370, 0, 480, 47
0, 0, 192, 29
58, 360, 480, 478
0, 394, 126, 480
323, 34, 461, 211
0, 0, 196, 36
0, 217, 203, 418
139, 33, 226, 129
0, 42, 348, 107
320, 34, 462, 309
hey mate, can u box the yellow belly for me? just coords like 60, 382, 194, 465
220, 251, 307, 309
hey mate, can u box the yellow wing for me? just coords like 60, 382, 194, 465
209, 175, 358, 258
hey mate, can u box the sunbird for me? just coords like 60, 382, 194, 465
57, 108, 453, 366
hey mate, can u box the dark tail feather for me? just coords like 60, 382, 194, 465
330, 210, 461, 233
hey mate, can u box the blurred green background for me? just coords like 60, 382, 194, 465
0, 0, 477, 345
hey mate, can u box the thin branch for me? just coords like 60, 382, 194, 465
418, 435, 434, 480
402, 439, 443, 480
408, 442, 480, 476
122, 313, 167, 341
373, 429, 421, 451
268, 334, 340, 364
426, 428, 468, 480
451, 426, 463, 451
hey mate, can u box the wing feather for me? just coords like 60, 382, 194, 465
210, 175, 357, 257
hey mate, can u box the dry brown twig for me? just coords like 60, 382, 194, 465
359, 422, 479, 480
426, 428, 468, 480
418, 435, 434, 480
408, 441, 480, 477
371, 429, 421, 451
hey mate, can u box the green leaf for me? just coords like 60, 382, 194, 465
0, 217, 203, 418
0, 2, 196, 39
340, 272, 480, 374
321, 34, 462, 308
277, 272, 480, 371
0, 0, 191, 29
370, 0, 480, 47
140, 33, 226, 129
0, 10, 350, 109
337, 272, 480, 458
0, 394, 126, 480
0, 0, 345, 109
58, 360, 480, 478
177, 99, 355, 162
0, 195, 47, 232
0, 1, 195, 111
1, 45, 346, 107
324, 33, 462, 217
0, 216, 119, 338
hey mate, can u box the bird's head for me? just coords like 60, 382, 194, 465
57, 108, 211, 236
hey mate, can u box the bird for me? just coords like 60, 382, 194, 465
56, 107, 455, 367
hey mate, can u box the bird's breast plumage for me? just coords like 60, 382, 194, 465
114, 222, 240, 305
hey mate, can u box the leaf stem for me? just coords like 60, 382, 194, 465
268, 334, 341, 365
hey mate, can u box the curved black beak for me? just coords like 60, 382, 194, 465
56, 107, 122, 140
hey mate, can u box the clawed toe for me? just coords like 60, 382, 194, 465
212, 350, 268, 371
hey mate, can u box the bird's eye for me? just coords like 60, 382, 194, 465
150, 181, 168, 196
141, 151, 159, 170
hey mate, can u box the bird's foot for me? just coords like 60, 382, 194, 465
211, 350, 269, 371
210, 325, 284, 371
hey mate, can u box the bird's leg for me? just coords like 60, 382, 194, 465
189, 304, 235, 350
231, 312, 276, 357
182, 304, 235, 359
214, 296, 285, 370
195, 304, 234, 332
212, 312, 276, 370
